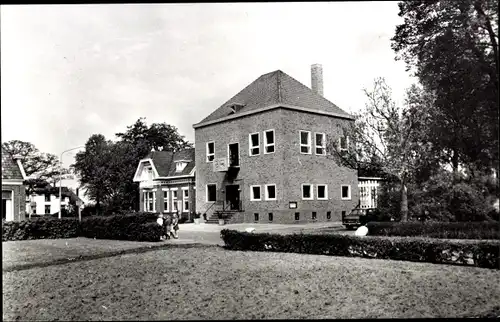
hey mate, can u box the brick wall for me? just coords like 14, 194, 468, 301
194, 107, 358, 223
2, 184, 26, 222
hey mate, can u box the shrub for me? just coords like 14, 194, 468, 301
366, 221, 500, 240
220, 229, 500, 269
79, 212, 162, 242
2, 217, 80, 241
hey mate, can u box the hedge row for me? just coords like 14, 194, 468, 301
79, 212, 162, 242
2, 218, 80, 241
366, 221, 500, 240
2, 212, 163, 242
220, 229, 500, 269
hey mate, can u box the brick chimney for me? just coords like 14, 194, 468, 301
311, 64, 323, 96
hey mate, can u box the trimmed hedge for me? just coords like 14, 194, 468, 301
220, 229, 500, 269
2, 217, 80, 241
3, 212, 164, 242
366, 221, 500, 240
79, 212, 163, 242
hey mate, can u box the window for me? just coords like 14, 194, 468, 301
143, 191, 156, 212
32, 203, 37, 214
317, 184, 328, 200
182, 188, 189, 212
295, 212, 300, 221
326, 211, 331, 220
302, 184, 313, 200
312, 212, 317, 220
265, 184, 276, 200
339, 135, 349, 151
264, 130, 275, 154
250, 185, 261, 201
163, 189, 169, 212
206, 184, 217, 202
45, 205, 50, 214
315, 132, 326, 155
268, 213, 273, 222
249, 132, 260, 156
300, 131, 311, 154
45, 194, 51, 202
254, 213, 259, 221
341, 185, 351, 200
172, 189, 178, 211
206, 141, 215, 162
176, 162, 187, 172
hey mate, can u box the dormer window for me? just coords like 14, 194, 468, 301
176, 161, 188, 172
144, 166, 153, 180
228, 103, 245, 115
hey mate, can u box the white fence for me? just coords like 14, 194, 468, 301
358, 178, 380, 209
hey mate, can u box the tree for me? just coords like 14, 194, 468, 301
72, 134, 114, 214
392, 0, 499, 176
2, 140, 70, 193
329, 78, 435, 221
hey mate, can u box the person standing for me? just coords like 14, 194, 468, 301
171, 212, 179, 239
157, 214, 165, 241
164, 213, 172, 240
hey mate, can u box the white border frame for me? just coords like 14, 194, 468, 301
339, 135, 349, 152
317, 184, 328, 200
248, 132, 260, 156
250, 185, 262, 201
162, 188, 169, 212
264, 184, 277, 201
300, 130, 312, 154
206, 141, 215, 162
206, 183, 217, 202
171, 189, 178, 211
315, 132, 326, 155
263, 129, 275, 154
301, 183, 314, 200
182, 187, 189, 212
341, 185, 351, 200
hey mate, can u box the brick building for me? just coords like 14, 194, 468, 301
133, 148, 196, 221
2, 147, 27, 222
193, 65, 359, 223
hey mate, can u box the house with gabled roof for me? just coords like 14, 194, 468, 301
133, 148, 196, 221
193, 64, 359, 224
2, 147, 27, 221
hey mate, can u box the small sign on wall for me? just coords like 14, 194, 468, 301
213, 158, 228, 172
289, 201, 297, 209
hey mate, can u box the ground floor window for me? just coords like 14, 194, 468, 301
302, 184, 313, 200
172, 190, 178, 212
206, 184, 216, 202
183, 188, 189, 212
326, 211, 331, 220
312, 211, 317, 220
144, 191, 156, 212
163, 189, 169, 212
45, 205, 51, 214
250, 185, 261, 201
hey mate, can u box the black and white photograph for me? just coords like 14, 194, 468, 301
1, 1, 499, 320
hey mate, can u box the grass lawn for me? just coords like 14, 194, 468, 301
3, 247, 499, 320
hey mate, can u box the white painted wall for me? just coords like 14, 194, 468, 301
26, 194, 71, 215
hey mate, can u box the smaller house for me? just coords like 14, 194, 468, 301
133, 148, 196, 221
26, 185, 84, 216
2, 147, 27, 221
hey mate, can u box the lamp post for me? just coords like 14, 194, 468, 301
59, 146, 84, 219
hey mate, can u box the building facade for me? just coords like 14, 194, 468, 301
2, 147, 27, 222
133, 148, 196, 221
25, 186, 84, 216
193, 66, 359, 223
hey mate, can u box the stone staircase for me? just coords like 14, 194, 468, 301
205, 210, 238, 224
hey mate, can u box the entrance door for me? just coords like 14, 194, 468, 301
2, 190, 13, 221
225, 185, 240, 210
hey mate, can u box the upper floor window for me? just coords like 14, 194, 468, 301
249, 132, 260, 156
264, 130, 275, 154
206, 142, 215, 162
300, 131, 311, 154
339, 135, 349, 152
315, 132, 326, 155
45, 194, 51, 202
176, 161, 187, 172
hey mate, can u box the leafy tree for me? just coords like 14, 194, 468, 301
392, 0, 499, 176
72, 134, 113, 214
2, 140, 70, 193
329, 78, 435, 221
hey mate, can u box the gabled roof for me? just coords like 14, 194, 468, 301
1, 147, 25, 181
134, 148, 196, 181
194, 70, 354, 128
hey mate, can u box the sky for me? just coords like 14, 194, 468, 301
1, 3, 416, 194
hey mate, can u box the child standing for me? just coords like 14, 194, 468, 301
157, 214, 165, 241
170, 212, 179, 239
164, 213, 172, 240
